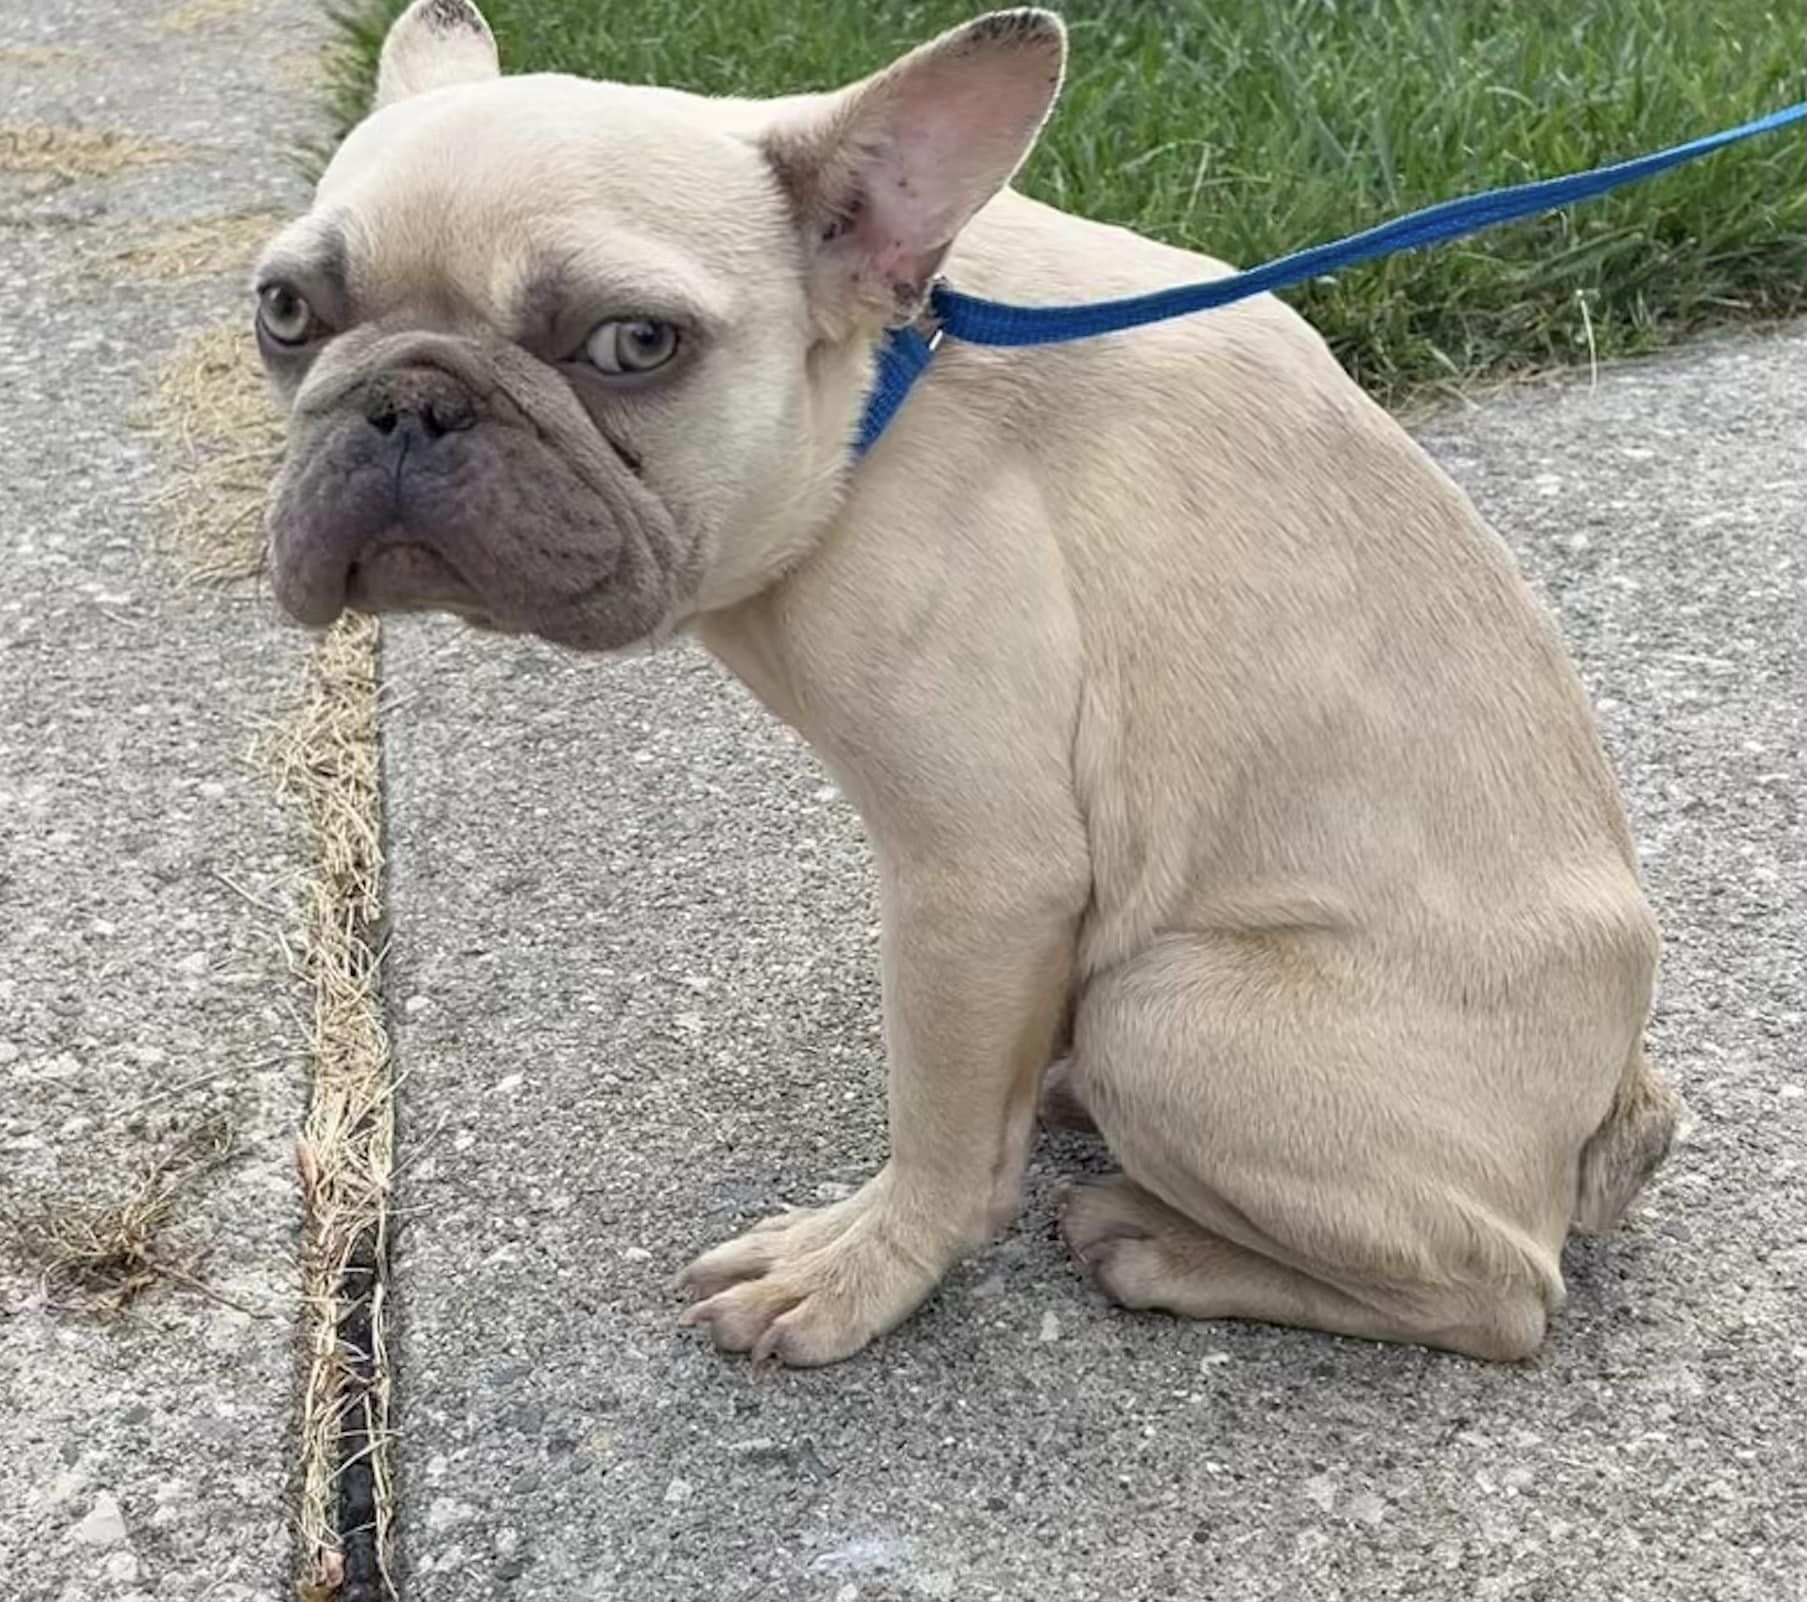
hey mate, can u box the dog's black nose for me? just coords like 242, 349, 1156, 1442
363, 366, 477, 439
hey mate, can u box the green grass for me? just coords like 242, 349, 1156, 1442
327, 0, 1803, 407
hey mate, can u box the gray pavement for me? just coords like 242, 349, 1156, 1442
0, 2, 324, 1599
383, 330, 1807, 1600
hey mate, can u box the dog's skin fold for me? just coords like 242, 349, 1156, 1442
256, 0, 1681, 1366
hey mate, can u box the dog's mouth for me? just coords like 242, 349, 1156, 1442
344, 540, 486, 619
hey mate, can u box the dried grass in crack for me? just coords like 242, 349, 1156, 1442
140, 321, 283, 583
258, 612, 397, 1600
157, 0, 255, 34
97, 210, 284, 284
0, 121, 185, 178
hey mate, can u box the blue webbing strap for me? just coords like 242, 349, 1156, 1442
854, 100, 1805, 455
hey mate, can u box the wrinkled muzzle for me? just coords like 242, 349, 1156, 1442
266, 331, 685, 653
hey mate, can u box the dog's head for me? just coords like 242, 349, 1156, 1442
257, 1, 1064, 651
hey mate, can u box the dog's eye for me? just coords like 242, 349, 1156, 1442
584, 319, 680, 375
257, 282, 316, 347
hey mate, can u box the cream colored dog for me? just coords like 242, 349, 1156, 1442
259, 0, 1681, 1366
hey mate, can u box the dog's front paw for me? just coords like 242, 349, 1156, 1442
675, 1172, 946, 1367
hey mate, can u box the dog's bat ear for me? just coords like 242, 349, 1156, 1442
762, 9, 1067, 336
374, 0, 501, 110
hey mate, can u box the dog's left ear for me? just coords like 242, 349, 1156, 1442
375, 0, 501, 110
764, 9, 1066, 335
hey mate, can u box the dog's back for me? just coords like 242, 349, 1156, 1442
930, 190, 1680, 1345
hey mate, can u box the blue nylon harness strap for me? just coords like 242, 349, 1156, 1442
853, 100, 1806, 457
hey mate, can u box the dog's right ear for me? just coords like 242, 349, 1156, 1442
374, 0, 501, 109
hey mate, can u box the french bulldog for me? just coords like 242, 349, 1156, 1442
258, 0, 1681, 1366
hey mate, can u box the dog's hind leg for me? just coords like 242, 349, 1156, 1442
1060, 935, 1589, 1362
1061, 1174, 1549, 1362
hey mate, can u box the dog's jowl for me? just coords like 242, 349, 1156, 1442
257, 1, 1680, 1367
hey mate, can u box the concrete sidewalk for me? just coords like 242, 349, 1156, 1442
0, 2, 325, 1598
382, 330, 1806, 1601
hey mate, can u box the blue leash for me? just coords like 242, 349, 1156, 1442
855, 100, 1806, 455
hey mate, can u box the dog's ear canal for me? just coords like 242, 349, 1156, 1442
762, 9, 1067, 335
373, 0, 501, 110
